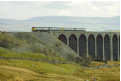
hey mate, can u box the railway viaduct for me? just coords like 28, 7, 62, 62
49, 30, 120, 61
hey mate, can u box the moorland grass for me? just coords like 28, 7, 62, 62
0, 48, 67, 64
0, 59, 78, 75
0, 59, 120, 81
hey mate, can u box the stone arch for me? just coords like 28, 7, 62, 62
69, 34, 77, 52
104, 34, 110, 61
113, 35, 118, 61
96, 34, 103, 61
79, 34, 86, 57
88, 34, 95, 59
58, 34, 67, 45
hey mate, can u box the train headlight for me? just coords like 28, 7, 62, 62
32, 27, 35, 31
61, 28, 64, 31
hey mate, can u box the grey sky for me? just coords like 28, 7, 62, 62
0, 1, 120, 20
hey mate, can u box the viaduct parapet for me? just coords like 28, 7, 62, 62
50, 30, 120, 61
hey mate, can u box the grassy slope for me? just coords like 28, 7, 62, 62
0, 59, 120, 81
8, 32, 78, 58
0, 49, 46, 59
0, 48, 68, 64
0, 66, 83, 81
0, 33, 120, 81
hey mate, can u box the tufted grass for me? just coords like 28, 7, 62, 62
0, 59, 78, 75
0, 48, 67, 64
0, 34, 23, 48
0, 48, 46, 60
0, 33, 119, 81
0, 59, 120, 81
0, 67, 84, 81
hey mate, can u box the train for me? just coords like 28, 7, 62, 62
32, 27, 86, 32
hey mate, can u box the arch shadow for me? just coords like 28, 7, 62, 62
79, 34, 86, 57
69, 34, 77, 52
58, 34, 67, 45
113, 35, 118, 61
88, 34, 95, 59
96, 34, 103, 61
104, 34, 111, 61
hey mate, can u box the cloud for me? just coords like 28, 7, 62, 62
57, 10, 72, 16
91, 1, 120, 6
41, 1, 70, 9
0, 1, 120, 20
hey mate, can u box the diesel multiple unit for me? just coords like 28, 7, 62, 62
32, 27, 86, 32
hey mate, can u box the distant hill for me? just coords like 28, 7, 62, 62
0, 16, 120, 32
27, 16, 120, 24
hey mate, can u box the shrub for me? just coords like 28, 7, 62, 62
81, 55, 92, 66
0, 38, 9, 48
0, 37, 21, 48
118, 59, 120, 61
28, 44, 45, 53
75, 56, 83, 63
66, 53, 76, 62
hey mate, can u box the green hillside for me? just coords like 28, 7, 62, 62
0, 32, 120, 81
0, 59, 120, 81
